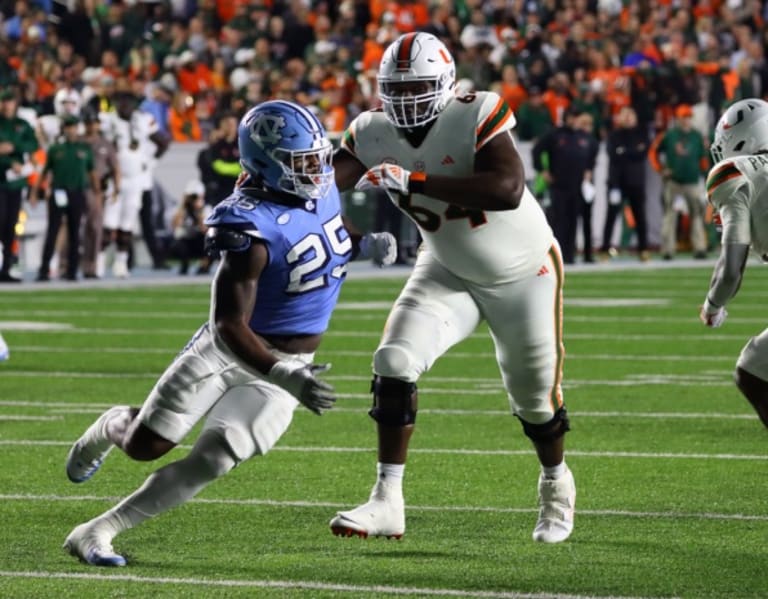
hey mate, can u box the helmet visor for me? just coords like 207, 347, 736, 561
273, 140, 334, 200
379, 79, 440, 128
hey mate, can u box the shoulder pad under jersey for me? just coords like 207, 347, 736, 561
473, 91, 516, 150
706, 158, 747, 207
204, 190, 263, 238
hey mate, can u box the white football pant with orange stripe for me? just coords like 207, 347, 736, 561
373, 243, 565, 424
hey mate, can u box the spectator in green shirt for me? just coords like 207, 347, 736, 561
0, 87, 38, 283
30, 116, 100, 282
515, 87, 554, 142
649, 104, 710, 260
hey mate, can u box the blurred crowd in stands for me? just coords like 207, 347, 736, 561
5, 0, 766, 142
0, 0, 767, 279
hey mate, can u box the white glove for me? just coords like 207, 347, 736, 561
608, 188, 622, 206
268, 361, 336, 415
581, 180, 596, 204
700, 297, 727, 328
359, 232, 397, 267
355, 163, 411, 195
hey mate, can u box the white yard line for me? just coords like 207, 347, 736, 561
0, 400, 755, 420
0, 368, 738, 389
4, 346, 742, 362
0, 570, 671, 599
0, 439, 765, 461
0, 415, 62, 421
0, 493, 765, 523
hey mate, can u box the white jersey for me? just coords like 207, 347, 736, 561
101, 111, 158, 186
343, 91, 554, 284
707, 154, 768, 257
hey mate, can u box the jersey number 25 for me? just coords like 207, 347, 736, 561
286, 214, 349, 294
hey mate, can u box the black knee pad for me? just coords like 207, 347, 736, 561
368, 376, 418, 426
116, 230, 132, 251
518, 407, 570, 442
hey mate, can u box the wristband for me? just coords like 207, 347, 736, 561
408, 171, 427, 194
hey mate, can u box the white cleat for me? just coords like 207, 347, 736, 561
532, 467, 576, 543
65, 407, 124, 483
112, 260, 129, 279
0, 333, 8, 362
63, 522, 126, 567
330, 481, 405, 539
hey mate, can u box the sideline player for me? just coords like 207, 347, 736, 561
700, 97, 768, 428
62, 100, 397, 566
328, 32, 576, 544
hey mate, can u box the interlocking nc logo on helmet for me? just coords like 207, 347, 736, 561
249, 113, 285, 148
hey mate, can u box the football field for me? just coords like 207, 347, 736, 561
1, 263, 767, 598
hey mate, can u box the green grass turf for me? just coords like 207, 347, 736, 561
1, 265, 767, 598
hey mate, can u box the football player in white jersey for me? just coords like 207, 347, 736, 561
329, 32, 576, 544
99, 91, 169, 277
700, 98, 768, 428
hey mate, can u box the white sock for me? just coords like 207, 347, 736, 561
91, 431, 237, 539
541, 461, 567, 480
113, 251, 129, 277
96, 251, 107, 277
377, 462, 404, 491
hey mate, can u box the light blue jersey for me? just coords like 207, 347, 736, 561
205, 185, 351, 335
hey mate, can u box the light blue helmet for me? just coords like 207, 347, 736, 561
238, 100, 334, 200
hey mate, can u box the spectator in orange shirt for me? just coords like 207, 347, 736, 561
169, 92, 202, 142
383, 0, 429, 33
542, 72, 572, 126
175, 51, 213, 96
495, 64, 527, 113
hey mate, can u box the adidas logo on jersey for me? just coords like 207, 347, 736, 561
441, 155, 455, 165
537, 265, 549, 276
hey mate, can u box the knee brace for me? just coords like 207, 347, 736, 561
116, 230, 132, 251
518, 407, 570, 443
368, 376, 418, 427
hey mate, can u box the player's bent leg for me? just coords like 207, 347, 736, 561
519, 408, 575, 544
122, 421, 178, 462
64, 428, 239, 566
66, 406, 135, 483
330, 375, 416, 540
734, 367, 768, 428
734, 334, 768, 429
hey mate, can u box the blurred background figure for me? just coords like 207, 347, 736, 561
81, 110, 120, 279
169, 179, 208, 275
600, 106, 651, 262
101, 91, 170, 276
0, 87, 38, 282
30, 115, 99, 282
650, 104, 709, 260
532, 107, 599, 264
197, 111, 240, 208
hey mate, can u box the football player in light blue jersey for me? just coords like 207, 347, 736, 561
62, 100, 397, 567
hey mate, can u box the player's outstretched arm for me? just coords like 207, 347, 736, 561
334, 147, 368, 191
700, 242, 749, 327
355, 132, 525, 211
